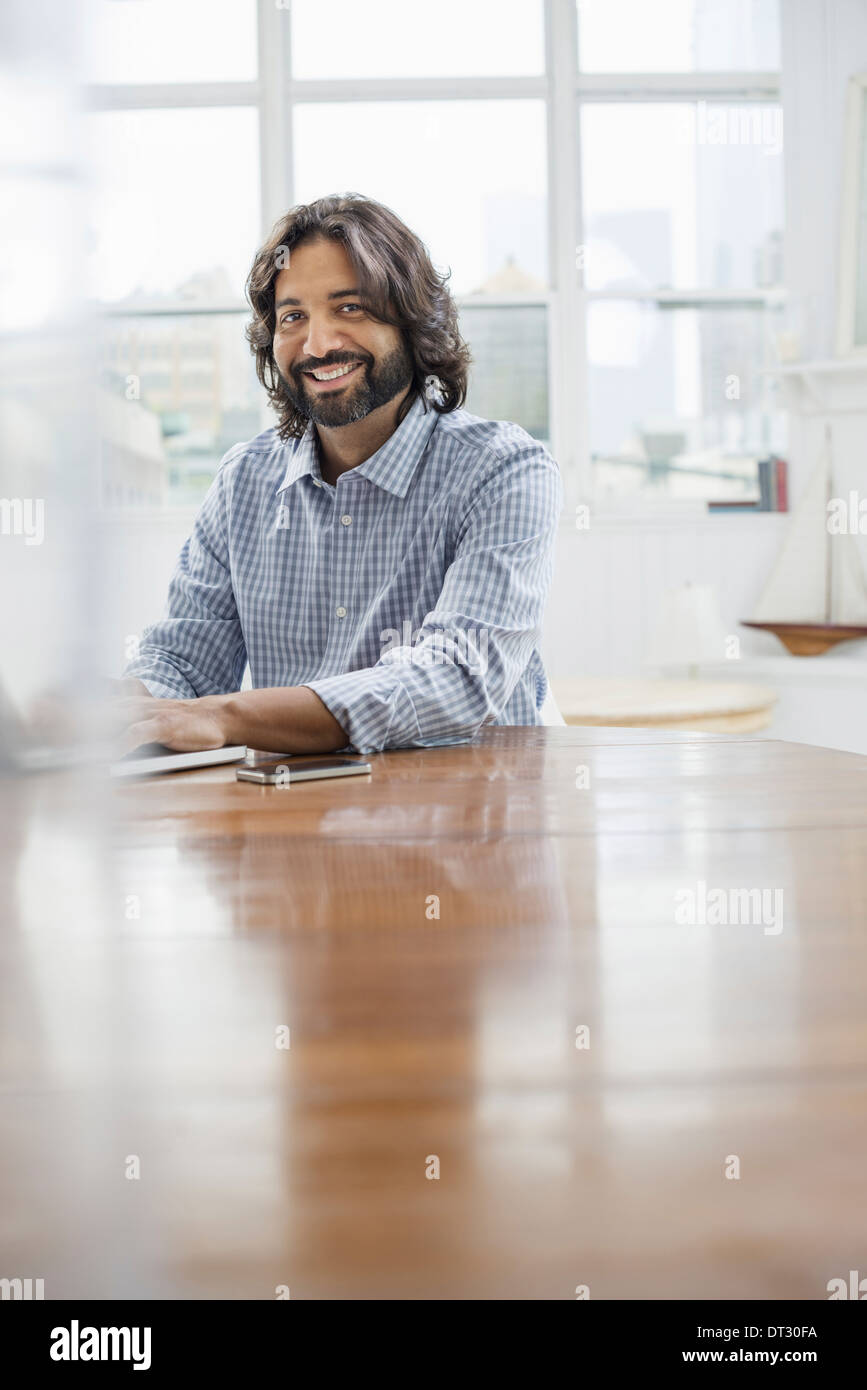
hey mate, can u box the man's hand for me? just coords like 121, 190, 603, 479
116, 695, 230, 755
24, 677, 153, 749
114, 686, 349, 757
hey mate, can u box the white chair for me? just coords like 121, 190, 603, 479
539, 685, 566, 726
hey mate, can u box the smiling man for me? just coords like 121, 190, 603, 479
119, 193, 563, 755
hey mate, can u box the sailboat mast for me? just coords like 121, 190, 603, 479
741, 417, 867, 654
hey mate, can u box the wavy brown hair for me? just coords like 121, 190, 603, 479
245, 193, 472, 440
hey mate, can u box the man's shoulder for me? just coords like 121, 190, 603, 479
434, 406, 551, 466
216, 425, 293, 488
432, 407, 561, 506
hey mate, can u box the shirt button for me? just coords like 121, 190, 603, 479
336, 606, 347, 618
340, 514, 352, 526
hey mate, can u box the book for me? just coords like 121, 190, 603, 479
758, 458, 772, 511
774, 456, 788, 511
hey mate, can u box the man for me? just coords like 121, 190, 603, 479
119, 194, 563, 755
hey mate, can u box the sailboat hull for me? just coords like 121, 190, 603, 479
740, 620, 867, 656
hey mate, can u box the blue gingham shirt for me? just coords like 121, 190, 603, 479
125, 388, 563, 753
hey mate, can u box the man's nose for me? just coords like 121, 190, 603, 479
302, 315, 348, 362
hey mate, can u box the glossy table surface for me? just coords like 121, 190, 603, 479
2, 727, 866, 1299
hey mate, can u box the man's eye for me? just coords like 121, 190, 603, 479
341, 303, 364, 313
279, 312, 301, 326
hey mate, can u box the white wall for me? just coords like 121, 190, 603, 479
539, 512, 867, 753
541, 513, 796, 681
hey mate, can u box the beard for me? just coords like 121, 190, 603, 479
277, 340, 414, 429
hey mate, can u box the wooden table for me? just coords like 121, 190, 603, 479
1, 727, 866, 1300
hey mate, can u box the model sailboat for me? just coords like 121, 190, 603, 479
741, 427, 867, 655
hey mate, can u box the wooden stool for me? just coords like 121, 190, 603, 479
551, 677, 778, 733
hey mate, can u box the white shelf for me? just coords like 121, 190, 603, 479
772, 359, 867, 376
558, 508, 786, 532
692, 655, 867, 686
763, 359, 867, 414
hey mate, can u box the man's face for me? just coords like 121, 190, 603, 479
271, 236, 413, 429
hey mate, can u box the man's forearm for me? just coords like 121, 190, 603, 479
211, 685, 349, 754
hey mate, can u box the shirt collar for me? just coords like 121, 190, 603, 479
276, 387, 440, 499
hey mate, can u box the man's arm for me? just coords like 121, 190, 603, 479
304, 443, 564, 751
117, 443, 562, 756
118, 684, 348, 755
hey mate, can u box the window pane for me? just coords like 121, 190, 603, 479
0, 178, 81, 333
461, 305, 549, 445
580, 104, 783, 291
587, 302, 786, 500
577, 0, 779, 72
87, 108, 260, 304
84, 0, 258, 84
291, 0, 544, 79
293, 102, 547, 296
99, 314, 262, 507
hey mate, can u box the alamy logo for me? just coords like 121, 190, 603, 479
0, 498, 44, 546
677, 101, 783, 155
827, 491, 867, 534
49, 1320, 151, 1371
380, 620, 489, 673
0, 1276, 44, 1299
827, 1270, 867, 1299
674, 879, 783, 936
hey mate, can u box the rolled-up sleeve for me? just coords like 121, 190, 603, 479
306, 444, 563, 753
123, 463, 247, 698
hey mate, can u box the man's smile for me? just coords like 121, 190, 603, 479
301, 361, 364, 391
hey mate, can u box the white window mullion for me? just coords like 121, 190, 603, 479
575, 71, 780, 101
258, 0, 294, 234
288, 76, 547, 103
586, 289, 786, 306
546, 0, 588, 511
86, 82, 259, 110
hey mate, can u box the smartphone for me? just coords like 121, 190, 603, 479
236, 755, 371, 785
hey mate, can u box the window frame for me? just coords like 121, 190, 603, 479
87, 0, 784, 519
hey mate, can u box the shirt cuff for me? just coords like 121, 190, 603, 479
304, 668, 414, 753
306, 660, 480, 754
125, 670, 197, 700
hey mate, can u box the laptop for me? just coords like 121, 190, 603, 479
110, 742, 248, 779
0, 676, 246, 778
0, 677, 92, 773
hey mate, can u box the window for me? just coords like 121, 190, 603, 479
88, 23, 261, 508
99, 313, 262, 507
581, 105, 782, 292
87, 0, 783, 510
575, 1, 785, 498
292, 101, 548, 297
576, 0, 779, 73
588, 302, 782, 500
84, 0, 258, 84
89, 108, 260, 305
290, 0, 545, 79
